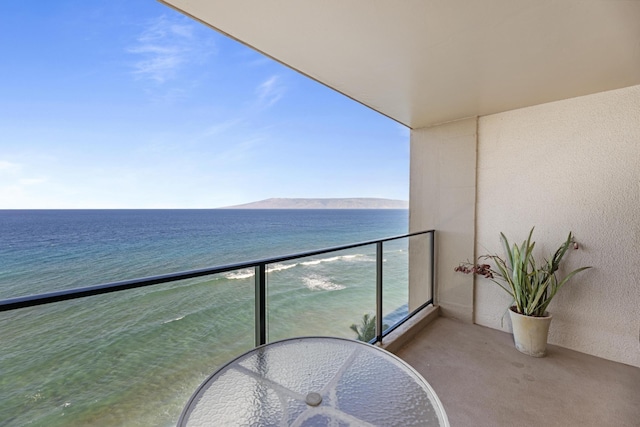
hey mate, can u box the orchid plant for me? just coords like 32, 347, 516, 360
456, 228, 590, 317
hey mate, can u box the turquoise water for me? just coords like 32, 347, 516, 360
0, 209, 411, 426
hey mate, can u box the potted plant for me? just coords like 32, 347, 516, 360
456, 228, 590, 357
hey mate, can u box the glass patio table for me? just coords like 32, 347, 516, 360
178, 336, 449, 426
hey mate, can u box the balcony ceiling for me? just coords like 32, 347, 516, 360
160, 0, 640, 129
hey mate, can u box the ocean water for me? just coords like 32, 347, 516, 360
0, 209, 411, 426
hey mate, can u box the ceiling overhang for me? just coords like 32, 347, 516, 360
160, 0, 640, 129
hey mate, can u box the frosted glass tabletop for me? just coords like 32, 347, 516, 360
178, 336, 449, 426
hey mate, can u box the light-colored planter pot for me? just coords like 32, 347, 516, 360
508, 307, 552, 357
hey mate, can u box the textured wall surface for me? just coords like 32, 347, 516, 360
409, 118, 477, 322
475, 85, 640, 367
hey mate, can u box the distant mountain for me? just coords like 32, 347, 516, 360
222, 198, 408, 209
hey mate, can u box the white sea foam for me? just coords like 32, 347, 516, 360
302, 274, 345, 291
350, 254, 380, 263
301, 254, 365, 266
224, 269, 255, 280
267, 263, 296, 273
223, 264, 297, 278
162, 316, 185, 324
222, 255, 369, 280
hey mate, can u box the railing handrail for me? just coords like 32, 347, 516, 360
0, 230, 434, 313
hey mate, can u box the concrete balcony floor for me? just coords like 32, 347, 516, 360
394, 316, 640, 427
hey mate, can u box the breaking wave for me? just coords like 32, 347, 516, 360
222, 254, 370, 279
302, 274, 345, 291
224, 269, 255, 280
162, 315, 185, 325
268, 263, 297, 273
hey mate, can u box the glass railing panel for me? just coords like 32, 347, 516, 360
0, 273, 255, 427
381, 237, 410, 334
265, 246, 377, 343
408, 232, 434, 313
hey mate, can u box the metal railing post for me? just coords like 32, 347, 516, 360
375, 241, 383, 343
430, 230, 436, 305
255, 264, 267, 347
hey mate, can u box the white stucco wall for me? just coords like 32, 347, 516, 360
409, 117, 477, 322
475, 85, 640, 367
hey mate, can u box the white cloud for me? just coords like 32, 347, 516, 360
19, 178, 47, 186
0, 173, 50, 209
128, 15, 214, 84
0, 160, 21, 173
256, 75, 285, 109
201, 118, 244, 138
220, 136, 264, 163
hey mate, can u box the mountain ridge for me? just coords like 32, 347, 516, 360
221, 198, 408, 209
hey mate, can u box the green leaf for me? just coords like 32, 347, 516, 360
462, 227, 590, 317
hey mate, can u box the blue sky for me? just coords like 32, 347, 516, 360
0, 1, 409, 209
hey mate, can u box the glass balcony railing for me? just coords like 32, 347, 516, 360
0, 230, 435, 426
